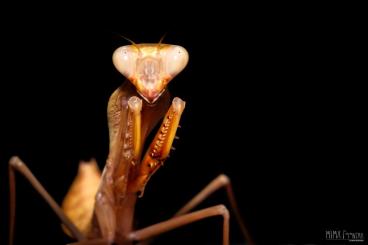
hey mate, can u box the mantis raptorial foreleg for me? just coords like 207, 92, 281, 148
94, 95, 144, 242
106, 95, 143, 199
8, 157, 85, 245
129, 97, 186, 196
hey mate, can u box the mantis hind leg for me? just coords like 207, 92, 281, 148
129, 205, 230, 245
8, 156, 85, 245
138, 174, 254, 245
174, 174, 254, 245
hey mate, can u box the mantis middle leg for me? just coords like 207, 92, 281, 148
8, 156, 85, 245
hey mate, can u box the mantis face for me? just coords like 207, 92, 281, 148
113, 44, 189, 103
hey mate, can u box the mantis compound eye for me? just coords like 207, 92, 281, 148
113, 44, 189, 104
112, 46, 139, 81
162, 46, 189, 78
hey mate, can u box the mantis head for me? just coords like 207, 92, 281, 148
113, 43, 189, 104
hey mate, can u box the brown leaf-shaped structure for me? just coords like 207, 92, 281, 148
61, 159, 101, 237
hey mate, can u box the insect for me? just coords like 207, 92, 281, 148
8, 38, 254, 245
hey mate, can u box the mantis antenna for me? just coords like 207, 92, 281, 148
114, 33, 141, 53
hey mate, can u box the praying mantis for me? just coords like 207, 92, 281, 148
8, 39, 254, 245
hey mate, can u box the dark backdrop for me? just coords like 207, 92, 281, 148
1, 14, 366, 245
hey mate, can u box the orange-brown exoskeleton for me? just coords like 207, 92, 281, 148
8, 40, 254, 245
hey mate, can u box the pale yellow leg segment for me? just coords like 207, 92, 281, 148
128, 96, 143, 160
130, 97, 186, 196
112, 96, 143, 193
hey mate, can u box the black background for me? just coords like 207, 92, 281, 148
1, 8, 366, 245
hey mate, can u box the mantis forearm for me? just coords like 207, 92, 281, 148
129, 97, 186, 196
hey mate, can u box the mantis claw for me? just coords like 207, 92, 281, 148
129, 97, 186, 194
